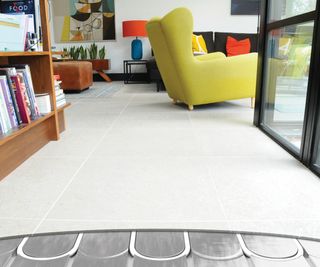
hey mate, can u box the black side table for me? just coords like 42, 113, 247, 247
123, 60, 149, 84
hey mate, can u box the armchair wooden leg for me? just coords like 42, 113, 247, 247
173, 99, 178, 104
251, 97, 255, 109
188, 104, 194, 111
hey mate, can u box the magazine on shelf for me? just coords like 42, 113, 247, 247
0, 13, 28, 52
0, 0, 36, 33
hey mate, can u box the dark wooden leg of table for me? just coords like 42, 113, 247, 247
97, 70, 112, 82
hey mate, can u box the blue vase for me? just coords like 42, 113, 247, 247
131, 38, 143, 60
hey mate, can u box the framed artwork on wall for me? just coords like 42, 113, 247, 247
231, 0, 260, 15
52, 0, 115, 43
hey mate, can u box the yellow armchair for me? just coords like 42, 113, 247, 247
146, 8, 258, 110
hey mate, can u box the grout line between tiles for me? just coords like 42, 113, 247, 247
187, 112, 231, 229
32, 91, 135, 234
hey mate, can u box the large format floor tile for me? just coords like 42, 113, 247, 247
0, 157, 84, 219
41, 156, 226, 224
1, 82, 320, 239
209, 156, 320, 221
112, 111, 192, 129
0, 219, 40, 238
33, 128, 108, 158
92, 127, 202, 157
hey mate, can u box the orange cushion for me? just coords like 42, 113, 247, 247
226, 36, 251, 57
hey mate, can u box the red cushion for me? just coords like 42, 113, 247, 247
226, 36, 251, 57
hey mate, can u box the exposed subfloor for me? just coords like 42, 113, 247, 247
1, 82, 320, 239
1, 231, 320, 266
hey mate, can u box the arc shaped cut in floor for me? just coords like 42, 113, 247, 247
0, 230, 320, 266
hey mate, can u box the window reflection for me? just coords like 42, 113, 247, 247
269, 0, 316, 21
262, 22, 314, 150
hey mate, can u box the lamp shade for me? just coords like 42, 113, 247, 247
122, 20, 148, 37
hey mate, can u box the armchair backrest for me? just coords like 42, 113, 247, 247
146, 8, 194, 102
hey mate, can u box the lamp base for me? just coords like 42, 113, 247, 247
131, 38, 143, 60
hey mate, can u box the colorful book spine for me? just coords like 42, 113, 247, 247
0, 81, 11, 133
11, 75, 30, 124
17, 70, 36, 120
24, 65, 40, 116
0, 76, 18, 128
0, 117, 3, 134
10, 65, 40, 117
0, 69, 22, 125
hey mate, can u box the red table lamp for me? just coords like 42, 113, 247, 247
123, 20, 148, 60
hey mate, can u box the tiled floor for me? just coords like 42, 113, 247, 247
1, 82, 320, 239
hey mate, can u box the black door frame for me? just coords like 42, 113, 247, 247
254, 0, 320, 176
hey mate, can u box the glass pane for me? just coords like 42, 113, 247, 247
313, 117, 320, 168
269, 0, 316, 22
314, 141, 320, 167
262, 22, 314, 151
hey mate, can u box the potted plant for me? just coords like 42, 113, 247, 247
87, 43, 109, 71
79, 46, 88, 60
69, 46, 80, 60
61, 44, 111, 82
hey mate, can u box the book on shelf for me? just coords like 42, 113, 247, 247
15, 64, 40, 119
0, 67, 30, 124
16, 73, 32, 123
0, 70, 21, 124
35, 93, 51, 115
0, 78, 11, 134
0, 64, 43, 135
53, 75, 66, 108
0, 76, 18, 128
0, 13, 29, 52
0, 0, 36, 33
0, 0, 42, 52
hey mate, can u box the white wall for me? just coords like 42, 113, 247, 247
50, 0, 259, 73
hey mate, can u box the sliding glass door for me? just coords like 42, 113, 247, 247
262, 21, 313, 151
257, 0, 317, 154
255, 0, 320, 175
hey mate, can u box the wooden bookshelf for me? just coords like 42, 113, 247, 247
57, 103, 71, 133
0, 52, 50, 57
0, 0, 70, 180
0, 112, 55, 146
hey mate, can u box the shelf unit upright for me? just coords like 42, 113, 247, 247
0, 0, 70, 180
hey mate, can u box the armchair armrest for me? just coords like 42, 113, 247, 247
195, 52, 226, 61
183, 53, 258, 104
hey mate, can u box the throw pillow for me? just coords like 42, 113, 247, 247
192, 34, 208, 54
226, 36, 251, 57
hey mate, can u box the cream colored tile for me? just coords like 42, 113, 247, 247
67, 101, 127, 115
0, 157, 84, 219
1, 82, 320, 240
208, 156, 320, 221
44, 156, 226, 224
92, 128, 202, 157
67, 113, 118, 130
194, 126, 290, 158
0, 219, 40, 239
113, 112, 192, 129
34, 128, 107, 158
